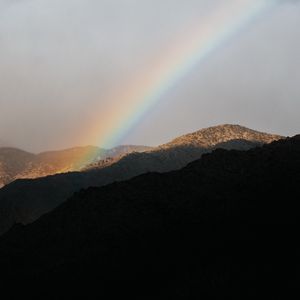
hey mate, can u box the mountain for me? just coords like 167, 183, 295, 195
85, 124, 282, 172
104, 145, 153, 158
0, 124, 282, 235
0, 148, 36, 188
0, 135, 299, 299
161, 123, 280, 148
0, 146, 103, 188
83, 145, 153, 170
0, 145, 151, 188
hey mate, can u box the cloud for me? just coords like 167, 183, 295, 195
282, 0, 300, 4
0, 0, 299, 151
0, 0, 23, 10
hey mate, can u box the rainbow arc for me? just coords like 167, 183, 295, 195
77, 0, 280, 167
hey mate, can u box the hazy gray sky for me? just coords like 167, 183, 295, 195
0, 0, 299, 152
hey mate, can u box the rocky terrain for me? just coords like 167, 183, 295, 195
0, 148, 36, 188
0, 124, 282, 235
0, 135, 298, 299
160, 124, 280, 148
0, 145, 151, 188
85, 124, 282, 172
83, 145, 153, 171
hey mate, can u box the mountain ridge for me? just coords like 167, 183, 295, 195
0, 124, 283, 235
159, 124, 282, 149
0, 135, 298, 299
84, 124, 282, 172
0, 144, 152, 188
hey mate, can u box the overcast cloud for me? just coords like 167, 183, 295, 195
0, 0, 299, 151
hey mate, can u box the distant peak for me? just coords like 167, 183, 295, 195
160, 124, 283, 149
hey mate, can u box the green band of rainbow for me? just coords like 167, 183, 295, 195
77, 0, 280, 167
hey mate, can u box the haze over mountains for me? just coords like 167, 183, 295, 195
0, 140, 6, 147
0, 124, 282, 235
0, 145, 152, 188
0, 134, 298, 299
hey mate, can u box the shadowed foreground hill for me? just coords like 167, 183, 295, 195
0, 124, 281, 235
0, 135, 299, 299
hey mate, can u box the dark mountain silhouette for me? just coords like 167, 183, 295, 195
0, 145, 151, 188
0, 135, 299, 299
0, 124, 281, 235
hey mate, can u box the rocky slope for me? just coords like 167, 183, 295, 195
85, 124, 282, 172
0, 135, 299, 299
105, 145, 153, 158
0, 148, 36, 188
160, 124, 280, 148
0, 145, 151, 188
0, 125, 282, 235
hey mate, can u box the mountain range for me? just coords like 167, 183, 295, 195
0, 124, 282, 235
0, 134, 298, 299
0, 145, 152, 188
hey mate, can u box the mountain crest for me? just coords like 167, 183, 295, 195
160, 124, 282, 149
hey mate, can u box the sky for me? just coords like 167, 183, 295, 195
0, 0, 299, 152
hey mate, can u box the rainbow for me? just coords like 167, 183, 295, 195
77, 0, 280, 167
